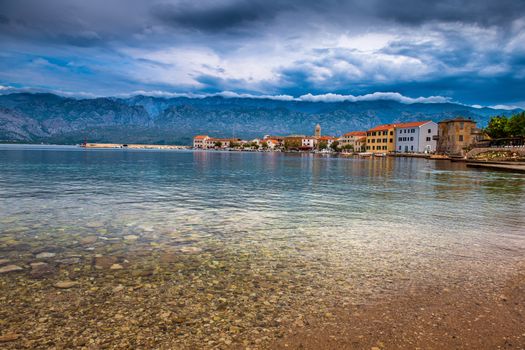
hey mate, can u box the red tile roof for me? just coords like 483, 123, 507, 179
368, 124, 394, 132
194, 135, 208, 140
343, 131, 367, 137
394, 120, 432, 128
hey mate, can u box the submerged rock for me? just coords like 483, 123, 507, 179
124, 235, 139, 241
110, 263, 124, 270
0, 265, 23, 274
35, 252, 56, 259
94, 256, 118, 269
30, 262, 55, 278
0, 259, 10, 266
180, 247, 203, 254
80, 236, 98, 245
54, 281, 79, 289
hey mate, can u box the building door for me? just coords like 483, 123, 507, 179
404, 145, 408, 152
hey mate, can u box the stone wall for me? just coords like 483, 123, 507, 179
466, 147, 525, 160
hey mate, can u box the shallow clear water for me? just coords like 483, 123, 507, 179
2, 145, 524, 250
1, 145, 525, 347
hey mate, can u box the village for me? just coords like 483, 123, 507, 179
193, 117, 491, 157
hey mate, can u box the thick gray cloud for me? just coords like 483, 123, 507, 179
0, 0, 524, 107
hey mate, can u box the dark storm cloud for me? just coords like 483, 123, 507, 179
0, 0, 524, 106
370, 0, 525, 26
150, 1, 291, 32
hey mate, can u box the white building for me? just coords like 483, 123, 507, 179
301, 137, 316, 148
395, 121, 438, 153
193, 135, 209, 149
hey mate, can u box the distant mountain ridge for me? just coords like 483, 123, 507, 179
0, 92, 521, 145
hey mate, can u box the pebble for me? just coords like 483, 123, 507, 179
0, 265, 23, 274
36, 252, 56, 259
124, 235, 139, 241
112, 285, 125, 293
0, 333, 20, 342
110, 263, 124, 270
180, 246, 203, 254
0, 259, 10, 266
80, 236, 98, 245
54, 281, 79, 289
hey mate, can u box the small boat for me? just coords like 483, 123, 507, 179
358, 152, 372, 157
373, 153, 387, 157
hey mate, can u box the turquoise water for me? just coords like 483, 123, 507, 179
1, 145, 525, 347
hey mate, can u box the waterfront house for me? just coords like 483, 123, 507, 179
265, 139, 281, 149
354, 136, 367, 152
436, 118, 483, 156
317, 136, 336, 148
301, 136, 317, 149
339, 131, 367, 151
366, 124, 395, 153
194, 135, 241, 149
193, 135, 209, 149
395, 121, 438, 153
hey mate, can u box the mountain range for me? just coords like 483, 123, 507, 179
0, 92, 521, 145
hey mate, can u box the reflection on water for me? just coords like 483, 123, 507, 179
0, 145, 525, 348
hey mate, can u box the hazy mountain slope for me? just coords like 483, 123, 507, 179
0, 93, 520, 144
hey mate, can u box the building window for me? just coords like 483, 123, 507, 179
398, 137, 402, 142
428, 129, 431, 133
459, 135, 464, 142
389, 138, 393, 143
426, 137, 431, 141
399, 146, 401, 150
383, 138, 387, 143
390, 131, 393, 135
411, 145, 414, 151
460, 122, 464, 129
410, 137, 414, 141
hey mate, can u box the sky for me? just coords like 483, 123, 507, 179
0, 0, 524, 108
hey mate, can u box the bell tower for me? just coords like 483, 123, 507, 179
315, 123, 321, 137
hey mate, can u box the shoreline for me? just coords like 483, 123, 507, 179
3, 143, 525, 174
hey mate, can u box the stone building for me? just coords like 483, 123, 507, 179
436, 118, 483, 156
315, 124, 321, 137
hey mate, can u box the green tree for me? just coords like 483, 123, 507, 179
342, 144, 354, 151
318, 141, 328, 150
330, 140, 340, 152
230, 141, 239, 148
506, 112, 525, 137
261, 141, 268, 149
284, 139, 301, 150
214, 141, 223, 148
485, 116, 509, 139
